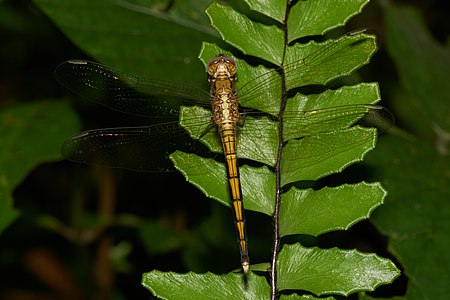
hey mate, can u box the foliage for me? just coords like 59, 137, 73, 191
360, 2, 450, 299
144, 1, 399, 299
33, 0, 216, 84
0, 102, 80, 232
7, 0, 449, 298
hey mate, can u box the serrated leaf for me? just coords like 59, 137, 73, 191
243, 0, 287, 23
199, 33, 377, 115
288, 0, 369, 41
284, 32, 377, 90
279, 183, 387, 237
280, 294, 336, 300
170, 151, 275, 216
281, 127, 377, 185
286, 82, 380, 112
206, 1, 284, 65
283, 84, 381, 142
170, 151, 228, 204
142, 270, 270, 299
0, 101, 80, 232
277, 244, 400, 296
180, 106, 279, 167
180, 85, 382, 172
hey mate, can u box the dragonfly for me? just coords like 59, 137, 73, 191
55, 31, 394, 275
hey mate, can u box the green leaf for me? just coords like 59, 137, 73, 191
199, 33, 377, 114
283, 84, 381, 141
280, 294, 336, 300
0, 101, 80, 232
384, 3, 450, 131
142, 271, 270, 299
279, 183, 386, 237
284, 32, 377, 90
277, 244, 400, 296
33, 0, 215, 83
179, 86, 381, 177
288, 0, 370, 42
0, 200, 18, 233
176, 0, 391, 289
180, 106, 279, 166
365, 134, 450, 300
359, 4, 450, 299
132, 0, 395, 298
281, 127, 377, 185
170, 151, 275, 216
206, 1, 284, 65
286, 82, 381, 112
243, 0, 287, 23
170, 151, 227, 205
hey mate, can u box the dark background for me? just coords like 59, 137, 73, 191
1, 0, 449, 299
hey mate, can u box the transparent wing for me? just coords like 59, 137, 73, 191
55, 60, 210, 119
61, 114, 214, 172
61, 103, 393, 171
282, 104, 394, 141
55, 31, 370, 119
57, 29, 393, 172
237, 30, 373, 112
178, 104, 394, 168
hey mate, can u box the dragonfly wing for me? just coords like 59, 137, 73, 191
283, 31, 375, 90
61, 121, 214, 172
237, 66, 282, 114
236, 31, 374, 114
55, 60, 210, 118
282, 104, 394, 141
355, 105, 395, 133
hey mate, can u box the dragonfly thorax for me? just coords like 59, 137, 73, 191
208, 55, 240, 125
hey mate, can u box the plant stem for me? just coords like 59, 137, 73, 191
270, 2, 292, 299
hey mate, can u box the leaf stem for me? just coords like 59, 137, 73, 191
270, 2, 292, 299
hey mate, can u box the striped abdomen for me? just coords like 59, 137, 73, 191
207, 55, 249, 274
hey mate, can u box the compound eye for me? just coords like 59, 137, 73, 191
224, 56, 236, 66
207, 56, 221, 68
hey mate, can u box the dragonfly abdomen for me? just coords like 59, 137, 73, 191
219, 123, 249, 274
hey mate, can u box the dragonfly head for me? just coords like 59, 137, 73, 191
207, 55, 237, 81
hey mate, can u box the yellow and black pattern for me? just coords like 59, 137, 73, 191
207, 55, 249, 274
